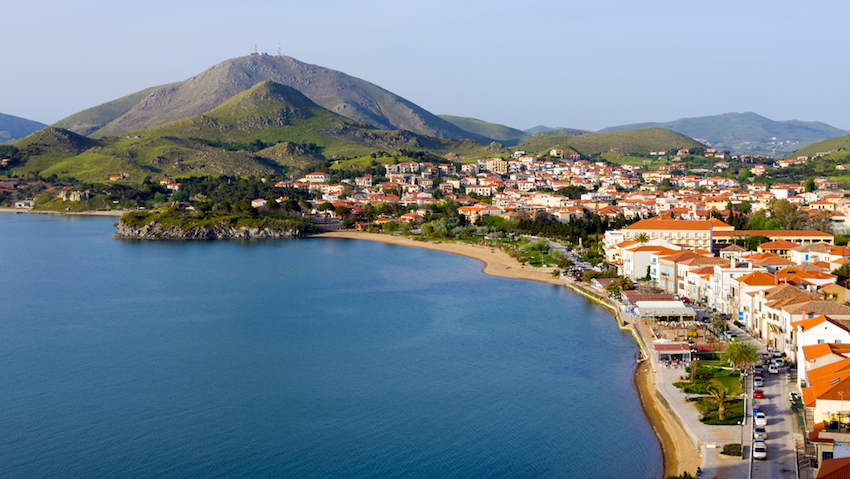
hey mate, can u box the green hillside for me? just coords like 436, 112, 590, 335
531, 128, 589, 138
599, 112, 847, 156
786, 133, 850, 162
0, 112, 47, 142
14, 82, 489, 182
53, 55, 488, 143
438, 115, 525, 142
518, 127, 703, 157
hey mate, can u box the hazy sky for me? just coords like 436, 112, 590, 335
4, 0, 849, 131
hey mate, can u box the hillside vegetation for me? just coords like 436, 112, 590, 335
519, 127, 703, 157
438, 115, 526, 142
786, 133, 850, 162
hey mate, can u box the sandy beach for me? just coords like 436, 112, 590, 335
315, 231, 565, 285
315, 231, 693, 477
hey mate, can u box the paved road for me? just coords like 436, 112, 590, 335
729, 323, 798, 479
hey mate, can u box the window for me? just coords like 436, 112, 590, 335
838, 340, 843, 344
818, 340, 825, 344
823, 451, 834, 461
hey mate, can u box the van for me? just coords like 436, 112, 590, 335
768, 364, 779, 374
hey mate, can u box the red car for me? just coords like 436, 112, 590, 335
753, 389, 764, 399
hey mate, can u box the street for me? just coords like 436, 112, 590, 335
731, 323, 799, 479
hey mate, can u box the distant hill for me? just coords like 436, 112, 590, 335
524, 125, 560, 135
15, 82, 489, 181
786, 133, 850, 162
599, 112, 848, 156
52, 55, 489, 143
518, 128, 704, 157
0, 112, 47, 142
530, 128, 589, 138
438, 115, 527, 143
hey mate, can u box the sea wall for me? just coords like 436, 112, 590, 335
112, 219, 306, 240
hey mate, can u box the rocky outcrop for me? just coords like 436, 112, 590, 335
112, 219, 307, 240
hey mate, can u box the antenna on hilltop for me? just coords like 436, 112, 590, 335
253, 44, 258, 55
277, 43, 282, 56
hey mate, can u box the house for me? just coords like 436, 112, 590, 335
251, 198, 268, 208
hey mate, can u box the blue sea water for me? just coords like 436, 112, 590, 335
0, 214, 661, 478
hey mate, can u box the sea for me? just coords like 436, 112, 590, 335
0, 214, 662, 478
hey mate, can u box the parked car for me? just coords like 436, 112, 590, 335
768, 364, 779, 374
774, 359, 785, 368
755, 412, 767, 426
754, 376, 764, 387
753, 425, 767, 440
753, 389, 764, 399
729, 334, 738, 342
754, 364, 764, 373
753, 439, 767, 460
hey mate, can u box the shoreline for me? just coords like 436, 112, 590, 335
314, 231, 689, 477
0, 207, 125, 217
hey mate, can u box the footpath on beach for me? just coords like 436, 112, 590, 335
564, 279, 750, 479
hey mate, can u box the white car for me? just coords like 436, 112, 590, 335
754, 376, 764, 387
753, 439, 767, 460
753, 425, 767, 440
768, 364, 779, 374
755, 412, 767, 427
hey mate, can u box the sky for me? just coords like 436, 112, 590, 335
3, 0, 849, 131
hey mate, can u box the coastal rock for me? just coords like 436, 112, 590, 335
112, 219, 306, 240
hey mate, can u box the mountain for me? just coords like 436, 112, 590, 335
0, 112, 47, 142
16, 82, 488, 181
518, 128, 704, 157
438, 115, 527, 143
52, 55, 489, 143
598, 112, 848, 156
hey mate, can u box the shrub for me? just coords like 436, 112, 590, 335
721, 443, 742, 456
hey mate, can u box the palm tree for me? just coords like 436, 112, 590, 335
708, 387, 731, 420
635, 232, 649, 242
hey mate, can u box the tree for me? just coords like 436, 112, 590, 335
805, 177, 816, 192
726, 342, 759, 372
707, 387, 731, 421
745, 235, 771, 251
769, 199, 807, 230
808, 210, 833, 234
833, 263, 850, 282
635, 232, 649, 242
712, 315, 728, 336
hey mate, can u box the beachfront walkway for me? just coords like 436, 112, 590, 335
628, 313, 749, 479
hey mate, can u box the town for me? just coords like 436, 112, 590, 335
7, 144, 850, 477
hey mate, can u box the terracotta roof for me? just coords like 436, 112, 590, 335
736, 271, 778, 286
713, 230, 833, 238
659, 251, 703, 262
802, 343, 850, 361
720, 244, 748, 252
622, 218, 712, 231
817, 457, 850, 479
783, 301, 850, 316
614, 240, 639, 248
790, 315, 850, 334
793, 242, 832, 253
807, 357, 850, 382
679, 256, 729, 266
763, 283, 820, 302
759, 240, 802, 249
804, 369, 850, 406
